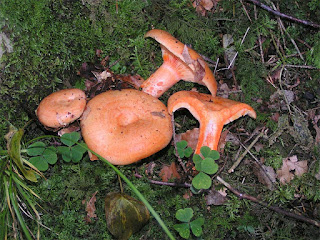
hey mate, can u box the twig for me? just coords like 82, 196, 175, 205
240, 0, 252, 22
228, 127, 265, 173
244, 0, 320, 28
134, 173, 191, 188
218, 27, 250, 72
254, 4, 265, 63
171, 115, 188, 174
284, 64, 320, 70
267, 0, 304, 61
216, 176, 320, 227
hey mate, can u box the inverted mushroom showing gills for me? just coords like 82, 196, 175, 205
36, 88, 87, 129
141, 29, 217, 98
168, 91, 256, 153
80, 89, 173, 165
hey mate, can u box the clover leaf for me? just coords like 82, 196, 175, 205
191, 146, 220, 190
173, 208, 204, 239
176, 140, 193, 158
57, 132, 87, 163
27, 142, 57, 171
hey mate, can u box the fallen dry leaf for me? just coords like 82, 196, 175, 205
277, 156, 308, 184
217, 129, 229, 152
205, 188, 227, 206
217, 82, 231, 98
57, 122, 81, 136
116, 74, 144, 89
192, 0, 217, 16
176, 128, 199, 150
159, 162, 181, 182
183, 190, 193, 200
252, 162, 276, 190
84, 191, 98, 223
312, 114, 320, 144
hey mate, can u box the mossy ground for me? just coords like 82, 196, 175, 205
1, 0, 320, 239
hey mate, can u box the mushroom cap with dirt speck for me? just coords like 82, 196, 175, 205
141, 29, 217, 97
80, 89, 173, 165
36, 88, 87, 129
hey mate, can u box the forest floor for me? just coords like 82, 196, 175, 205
1, 0, 320, 239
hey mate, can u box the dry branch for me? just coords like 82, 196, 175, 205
244, 0, 320, 28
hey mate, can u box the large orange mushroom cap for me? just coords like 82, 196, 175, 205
36, 88, 86, 129
168, 91, 256, 153
141, 29, 217, 98
80, 89, 173, 165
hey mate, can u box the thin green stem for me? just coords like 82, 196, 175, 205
57, 134, 176, 240
7, 175, 33, 240
100, 157, 175, 239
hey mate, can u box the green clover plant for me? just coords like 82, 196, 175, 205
176, 141, 220, 191
173, 208, 204, 239
176, 140, 193, 158
192, 146, 219, 190
57, 132, 87, 163
27, 142, 58, 171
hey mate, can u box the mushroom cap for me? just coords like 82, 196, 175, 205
36, 88, 87, 129
144, 29, 217, 96
168, 91, 256, 152
80, 89, 173, 165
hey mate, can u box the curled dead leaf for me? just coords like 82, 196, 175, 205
205, 188, 227, 206
159, 162, 181, 182
84, 191, 98, 223
176, 128, 200, 150
277, 156, 308, 184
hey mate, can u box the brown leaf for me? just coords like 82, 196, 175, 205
116, 74, 144, 89
217, 129, 229, 152
277, 156, 308, 184
182, 44, 193, 65
159, 162, 181, 182
252, 162, 276, 190
312, 114, 320, 144
192, 0, 216, 16
84, 191, 98, 223
217, 82, 231, 98
277, 160, 294, 185
176, 128, 200, 150
205, 188, 227, 206
57, 122, 81, 136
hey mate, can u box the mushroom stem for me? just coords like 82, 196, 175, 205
141, 46, 194, 98
199, 118, 224, 152
142, 29, 217, 97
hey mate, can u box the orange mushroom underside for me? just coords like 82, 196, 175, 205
168, 91, 256, 153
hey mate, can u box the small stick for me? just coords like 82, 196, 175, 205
171, 114, 188, 174
135, 173, 191, 188
254, 4, 265, 63
228, 127, 265, 173
217, 176, 320, 227
245, 0, 320, 28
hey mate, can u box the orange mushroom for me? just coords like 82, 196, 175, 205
36, 88, 87, 129
168, 91, 256, 153
141, 29, 217, 98
80, 89, 173, 165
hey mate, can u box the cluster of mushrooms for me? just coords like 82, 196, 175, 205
36, 29, 256, 166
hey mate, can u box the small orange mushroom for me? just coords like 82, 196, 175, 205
168, 91, 256, 153
141, 29, 217, 98
36, 88, 86, 129
80, 89, 173, 165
